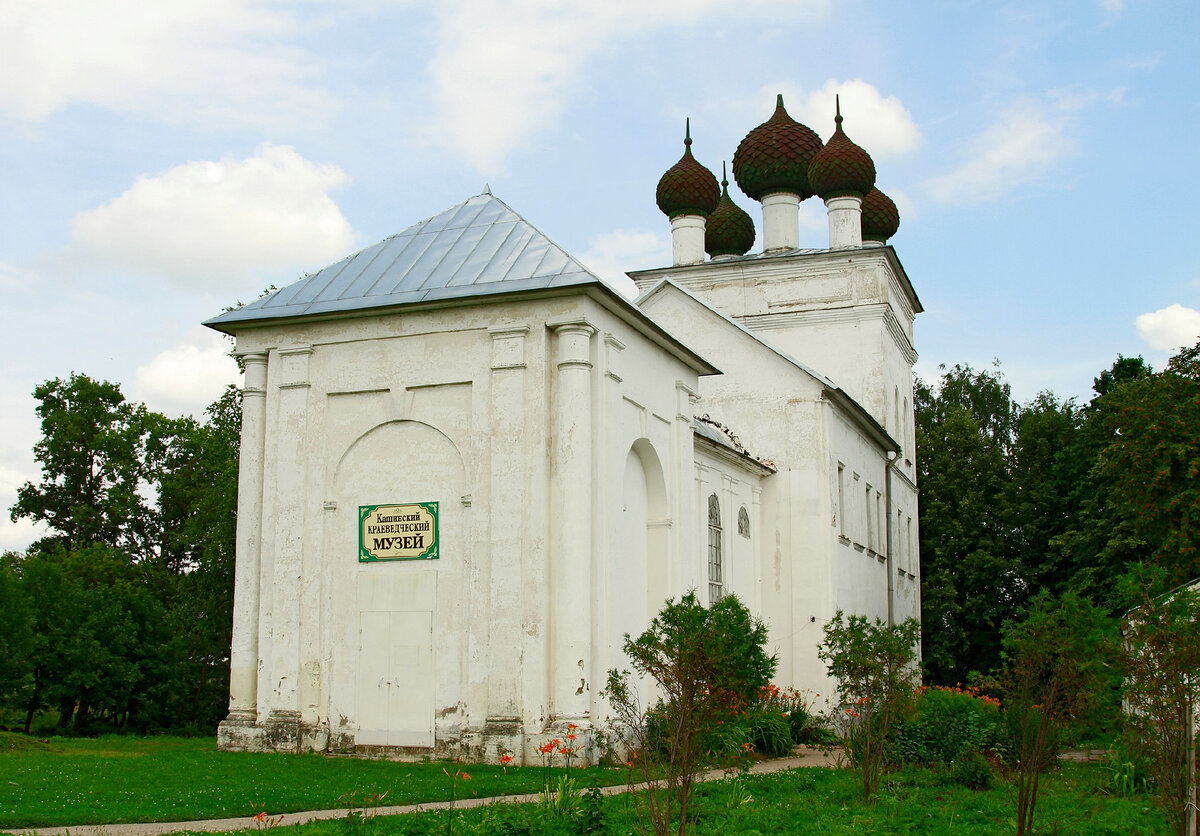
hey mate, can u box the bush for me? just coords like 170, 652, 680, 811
741, 707, 792, 757
604, 591, 776, 836
949, 749, 994, 790
896, 685, 1003, 766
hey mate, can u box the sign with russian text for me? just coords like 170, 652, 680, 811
359, 502, 439, 562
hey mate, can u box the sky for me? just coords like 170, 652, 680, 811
2, 0, 1198, 552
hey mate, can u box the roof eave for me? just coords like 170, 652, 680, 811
204, 279, 720, 377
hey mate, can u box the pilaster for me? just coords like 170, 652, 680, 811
548, 320, 595, 724
486, 326, 529, 733
265, 346, 313, 747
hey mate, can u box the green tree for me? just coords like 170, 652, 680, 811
147, 384, 241, 730
604, 592, 776, 836
16, 546, 166, 731
0, 552, 34, 708
10, 374, 166, 559
916, 363, 1019, 684
1006, 393, 1086, 596
6, 377, 241, 733
1100, 341, 1200, 586
818, 612, 922, 800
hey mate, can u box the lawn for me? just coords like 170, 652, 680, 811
0, 734, 1171, 834
0, 734, 624, 829
278, 763, 1172, 835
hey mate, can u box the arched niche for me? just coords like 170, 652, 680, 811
325, 419, 468, 748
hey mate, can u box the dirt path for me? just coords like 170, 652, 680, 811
3, 748, 841, 836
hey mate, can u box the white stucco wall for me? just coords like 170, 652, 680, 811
217, 289, 713, 760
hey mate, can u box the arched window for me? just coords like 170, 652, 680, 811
738, 506, 750, 538
707, 494, 723, 602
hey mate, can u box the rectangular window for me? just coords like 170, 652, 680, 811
865, 484, 875, 551
837, 463, 846, 536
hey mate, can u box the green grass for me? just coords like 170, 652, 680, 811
0, 735, 1171, 834
0, 735, 624, 829
275, 762, 1171, 835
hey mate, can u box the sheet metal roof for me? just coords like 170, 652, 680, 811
206, 193, 603, 330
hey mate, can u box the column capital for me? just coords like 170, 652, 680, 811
547, 319, 597, 337
549, 319, 596, 370
238, 352, 269, 396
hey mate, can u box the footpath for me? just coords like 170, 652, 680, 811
5, 748, 841, 836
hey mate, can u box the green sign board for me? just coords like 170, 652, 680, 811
359, 502, 439, 562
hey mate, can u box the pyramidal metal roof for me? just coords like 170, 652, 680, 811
205, 192, 603, 329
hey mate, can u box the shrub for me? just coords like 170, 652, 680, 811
896, 685, 1003, 766
604, 591, 776, 836
818, 613, 922, 800
998, 591, 1113, 836
741, 706, 792, 758
1119, 573, 1200, 836
949, 749, 995, 790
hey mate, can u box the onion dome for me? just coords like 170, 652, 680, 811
861, 187, 900, 243
705, 163, 756, 257
731, 94, 824, 201
808, 96, 876, 200
656, 118, 720, 219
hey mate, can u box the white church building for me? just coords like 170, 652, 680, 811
206, 96, 921, 761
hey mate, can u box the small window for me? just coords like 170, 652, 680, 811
708, 494, 723, 602
737, 506, 750, 538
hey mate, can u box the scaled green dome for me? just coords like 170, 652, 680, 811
705, 163, 756, 258
861, 187, 900, 242
731, 94, 824, 201
656, 119, 720, 219
808, 99, 876, 200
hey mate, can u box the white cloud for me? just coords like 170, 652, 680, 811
0, 0, 328, 127
578, 229, 671, 298
1135, 304, 1200, 351
130, 327, 242, 417
427, 0, 830, 172
922, 100, 1073, 205
789, 79, 923, 159
69, 144, 355, 290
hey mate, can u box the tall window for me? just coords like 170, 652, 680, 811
865, 484, 875, 551
737, 506, 750, 538
837, 464, 846, 537
708, 493, 723, 602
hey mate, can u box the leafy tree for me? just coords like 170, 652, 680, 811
10, 374, 166, 559
147, 385, 240, 730
5, 377, 241, 733
1054, 356, 1154, 610
1120, 568, 1200, 836
818, 612, 921, 800
0, 552, 34, 707
916, 363, 1020, 684
998, 591, 1114, 836
16, 546, 166, 731
1100, 341, 1200, 586
604, 592, 775, 836
1006, 393, 1086, 596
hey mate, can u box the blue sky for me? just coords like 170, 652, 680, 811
2, 0, 1198, 551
